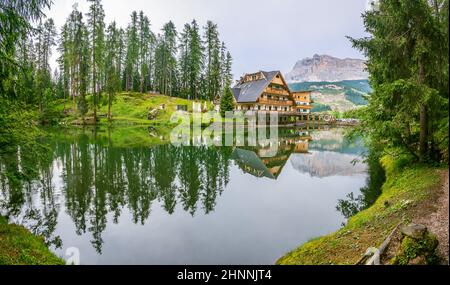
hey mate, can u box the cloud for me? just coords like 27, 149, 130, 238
46, 0, 368, 79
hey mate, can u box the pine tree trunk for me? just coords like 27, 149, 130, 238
419, 104, 428, 161
63, 90, 66, 113
93, 14, 97, 124
72, 74, 76, 112
93, 68, 97, 122
108, 93, 111, 120
418, 60, 428, 162
39, 95, 42, 114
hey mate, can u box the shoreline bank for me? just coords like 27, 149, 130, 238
277, 156, 448, 265
0, 216, 65, 265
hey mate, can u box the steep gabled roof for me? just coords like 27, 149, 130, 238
232, 71, 281, 103
231, 148, 275, 179
231, 88, 241, 102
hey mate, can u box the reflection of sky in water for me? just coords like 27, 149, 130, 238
290, 151, 367, 178
1, 128, 368, 265
51, 158, 366, 265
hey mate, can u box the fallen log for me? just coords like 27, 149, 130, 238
356, 223, 401, 265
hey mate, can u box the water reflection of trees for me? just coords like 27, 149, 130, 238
0, 126, 370, 254
0, 136, 233, 253
336, 152, 386, 220
0, 143, 62, 249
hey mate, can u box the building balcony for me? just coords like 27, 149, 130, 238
264, 88, 290, 96
237, 105, 294, 112
258, 98, 294, 107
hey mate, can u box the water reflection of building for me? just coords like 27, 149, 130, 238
232, 149, 276, 179
232, 127, 367, 180
232, 129, 312, 179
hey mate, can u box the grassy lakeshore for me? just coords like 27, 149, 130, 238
55, 92, 213, 126
277, 155, 445, 265
52, 92, 330, 133
0, 216, 65, 265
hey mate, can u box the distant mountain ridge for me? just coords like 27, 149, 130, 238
285, 54, 368, 83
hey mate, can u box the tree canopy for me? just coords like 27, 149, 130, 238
1, 0, 234, 137
350, 0, 449, 163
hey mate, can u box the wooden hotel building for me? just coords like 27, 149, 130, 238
230, 71, 313, 119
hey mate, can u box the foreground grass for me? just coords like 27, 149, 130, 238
276, 155, 443, 265
0, 216, 65, 265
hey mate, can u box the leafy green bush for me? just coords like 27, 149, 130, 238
391, 233, 439, 265
0, 98, 40, 152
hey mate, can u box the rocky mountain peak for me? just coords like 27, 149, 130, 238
285, 54, 369, 83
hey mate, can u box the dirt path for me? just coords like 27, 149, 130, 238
418, 170, 449, 265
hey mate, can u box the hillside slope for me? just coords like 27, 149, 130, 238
289, 80, 372, 112
55, 93, 212, 126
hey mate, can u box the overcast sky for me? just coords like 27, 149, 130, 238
46, 0, 370, 79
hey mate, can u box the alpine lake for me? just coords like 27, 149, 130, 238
0, 125, 382, 265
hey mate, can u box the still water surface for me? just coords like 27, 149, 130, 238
0, 127, 368, 264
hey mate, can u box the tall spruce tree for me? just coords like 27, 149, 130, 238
16, 33, 36, 104
87, 0, 105, 122
220, 42, 233, 90
57, 22, 71, 112
178, 23, 192, 98
188, 20, 204, 100
154, 22, 178, 96
137, 11, 155, 93
117, 27, 126, 92
204, 21, 221, 101
105, 21, 121, 120
78, 23, 90, 120
60, 4, 89, 113
35, 18, 57, 113
125, 11, 139, 91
